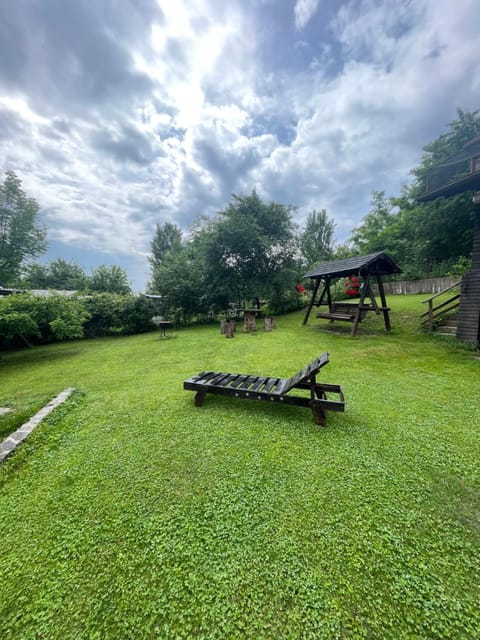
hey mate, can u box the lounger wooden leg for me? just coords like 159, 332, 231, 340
194, 390, 207, 407
311, 402, 327, 426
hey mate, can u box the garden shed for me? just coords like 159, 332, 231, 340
303, 252, 402, 336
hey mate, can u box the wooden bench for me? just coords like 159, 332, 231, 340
184, 352, 345, 425
316, 302, 377, 323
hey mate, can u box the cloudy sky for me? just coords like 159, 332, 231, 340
1, 0, 479, 290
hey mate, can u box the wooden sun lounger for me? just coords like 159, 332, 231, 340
184, 352, 345, 425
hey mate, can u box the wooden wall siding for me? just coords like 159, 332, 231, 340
456, 269, 480, 343
456, 206, 480, 344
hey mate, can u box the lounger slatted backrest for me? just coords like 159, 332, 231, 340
275, 353, 329, 395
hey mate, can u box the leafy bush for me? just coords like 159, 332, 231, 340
83, 293, 155, 337
0, 292, 156, 348
0, 293, 89, 348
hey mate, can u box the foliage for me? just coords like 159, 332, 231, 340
149, 221, 183, 273
20, 258, 89, 290
447, 256, 472, 278
0, 310, 39, 346
351, 191, 396, 255
350, 109, 480, 278
0, 293, 89, 347
299, 208, 335, 268
207, 191, 297, 306
0, 292, 155, 348
148, 243, 205, 324
149, 191, 301, 318
0, 171, 47, 285
0, 297, 479, 639
89, 264, 132, 295
83, 293, 155, 337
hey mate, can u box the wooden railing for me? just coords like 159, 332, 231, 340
421, 281, 461, 329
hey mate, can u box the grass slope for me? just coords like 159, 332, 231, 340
0, 295, 479, 639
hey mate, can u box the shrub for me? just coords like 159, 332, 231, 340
0, 293, 89, 348
83, 293, 156, 338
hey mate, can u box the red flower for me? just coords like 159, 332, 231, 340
344, 275, 360, 297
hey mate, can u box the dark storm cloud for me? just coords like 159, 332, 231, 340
0, 108, 28, 139
0, 0, 160, 117
193, 135, 263, 190
91, 123, 163, 166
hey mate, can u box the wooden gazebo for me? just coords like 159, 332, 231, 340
303, 252, 402, 336
417, 135, 480, 346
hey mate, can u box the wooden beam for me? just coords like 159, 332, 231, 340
365, 281, 380, 313
325, 276, 333, 311
303, 277, 321, 325
376, 274, 391, 331
351, 274, 370, 336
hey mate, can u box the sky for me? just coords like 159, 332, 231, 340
1, 0, 479, 291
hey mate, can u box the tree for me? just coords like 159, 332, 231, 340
0, 171, 47, 285
148, 243, 204, 323
147, 191, 300, 318
299, 209, 335, 268
351, 191, 395, 255
201, 191, 297, 308
348, 109, 480, 278
21, 258, 88, 290
150, 222, 182, 270
89, 264, 132, 294
149, 222, 184, 293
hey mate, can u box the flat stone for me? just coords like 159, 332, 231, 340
0, 407, 12, 416
0, 388, 75, 463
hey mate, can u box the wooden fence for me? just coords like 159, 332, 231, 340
380, 277, 459, 295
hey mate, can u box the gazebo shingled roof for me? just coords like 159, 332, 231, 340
304, 251, 401, 280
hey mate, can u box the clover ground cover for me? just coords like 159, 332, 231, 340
0, 295, 479, 639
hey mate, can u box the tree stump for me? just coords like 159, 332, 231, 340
225, 321, 235, 338
264, 316, 276, 331
243, 311, 256, 332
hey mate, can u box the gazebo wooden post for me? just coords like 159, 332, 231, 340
303, 277, 321, 325
376, 274, 391, 331
351, 274, 370, 336
325, 276, 333, 312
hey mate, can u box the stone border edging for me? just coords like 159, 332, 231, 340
0, 388, 75, 463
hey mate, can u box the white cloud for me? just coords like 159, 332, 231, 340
0, 0, 479, 288
294, 0, 320, 29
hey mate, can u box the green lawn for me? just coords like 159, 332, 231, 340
0, 295, 479, 639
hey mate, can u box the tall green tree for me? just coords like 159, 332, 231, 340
149, 222, 183, 293
0, 171, 47, 285
21, 258, 88, 290
89, 264, 132, 294
150, 222, 182, 270
351, 191, 396, 255
201, 191, 297, 308
148, 243, 204, 323
299, 209, 335, 268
